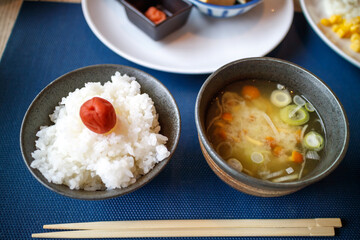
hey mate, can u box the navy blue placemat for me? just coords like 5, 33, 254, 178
1, 2, 360, 239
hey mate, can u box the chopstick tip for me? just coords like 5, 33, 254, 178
32, 233, 41, 238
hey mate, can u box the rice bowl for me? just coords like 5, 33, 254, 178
20, 65, 180, 200
31, 72, 169, 191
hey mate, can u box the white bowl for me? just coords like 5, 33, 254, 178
188, 0, 263, 18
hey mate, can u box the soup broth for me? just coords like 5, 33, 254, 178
206, 80, 325, 182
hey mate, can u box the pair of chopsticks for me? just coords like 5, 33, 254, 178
32, 218, 342, 238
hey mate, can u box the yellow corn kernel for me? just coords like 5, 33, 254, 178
332, 24, 340, 32
350, 24, 360, 34
329, 15, 343, 24
352, 16, 360, 24
351, 33, 360, 42
350, 40, 360, 52
320, 18, 331, 26
343, 21, 352, 27
341, 21, 351, 30
336, 28, 349, 38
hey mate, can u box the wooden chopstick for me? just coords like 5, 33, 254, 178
32, 218, 342, 238
43, 218, 342, 230
32, 227, 335, 238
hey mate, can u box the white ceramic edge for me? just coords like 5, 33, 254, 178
300, 0, 360, 68
82, 0, 294, 74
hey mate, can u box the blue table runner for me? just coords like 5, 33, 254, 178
0, 2, 359, 239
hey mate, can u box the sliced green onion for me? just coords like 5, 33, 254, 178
280, 105, 309, 126
251, 152, 264, 164
305, 102, 315, 112
227, 158, 243, 172
270, 90, 292, 108
289, 105, 303, 118
216, 142, 232, 159
303, 131, 324, 151
293, 95, 306, 106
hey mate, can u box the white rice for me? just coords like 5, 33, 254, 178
31, 72, 170, 191
323, 0, 360, 19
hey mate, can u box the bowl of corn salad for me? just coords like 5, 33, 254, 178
320, 15, 360, 53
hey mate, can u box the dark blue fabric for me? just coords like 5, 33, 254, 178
0, 2, 359, 239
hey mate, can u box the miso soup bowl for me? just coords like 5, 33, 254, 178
195, 57, 349, 197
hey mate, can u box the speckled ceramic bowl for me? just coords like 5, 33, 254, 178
20, 64, 181, 200
195, 57, 349, 197
188, 0, 262, 18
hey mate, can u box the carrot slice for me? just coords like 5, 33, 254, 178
145, 7, 166, 24
265, 136, 276, 148
216, 128, 227, 140
272, 146, 283, 157
291, 150, 304, 163
222, 112, 233, 122
241, 85, 260, 100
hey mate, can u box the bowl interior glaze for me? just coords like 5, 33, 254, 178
20, 64, 180, 200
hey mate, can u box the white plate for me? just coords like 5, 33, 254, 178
82, 0, 293, 74
300, 0, 360, 68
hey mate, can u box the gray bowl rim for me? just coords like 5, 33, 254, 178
20, 64, 181, 200
195, 57, 349, 190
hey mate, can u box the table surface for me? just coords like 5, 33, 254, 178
0, 1, 359, 240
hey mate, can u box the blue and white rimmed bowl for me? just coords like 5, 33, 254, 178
188, 0, 263, 18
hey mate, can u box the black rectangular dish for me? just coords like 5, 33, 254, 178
120, 0, 192, 40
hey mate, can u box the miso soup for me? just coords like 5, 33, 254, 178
206, 80, 325, 182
